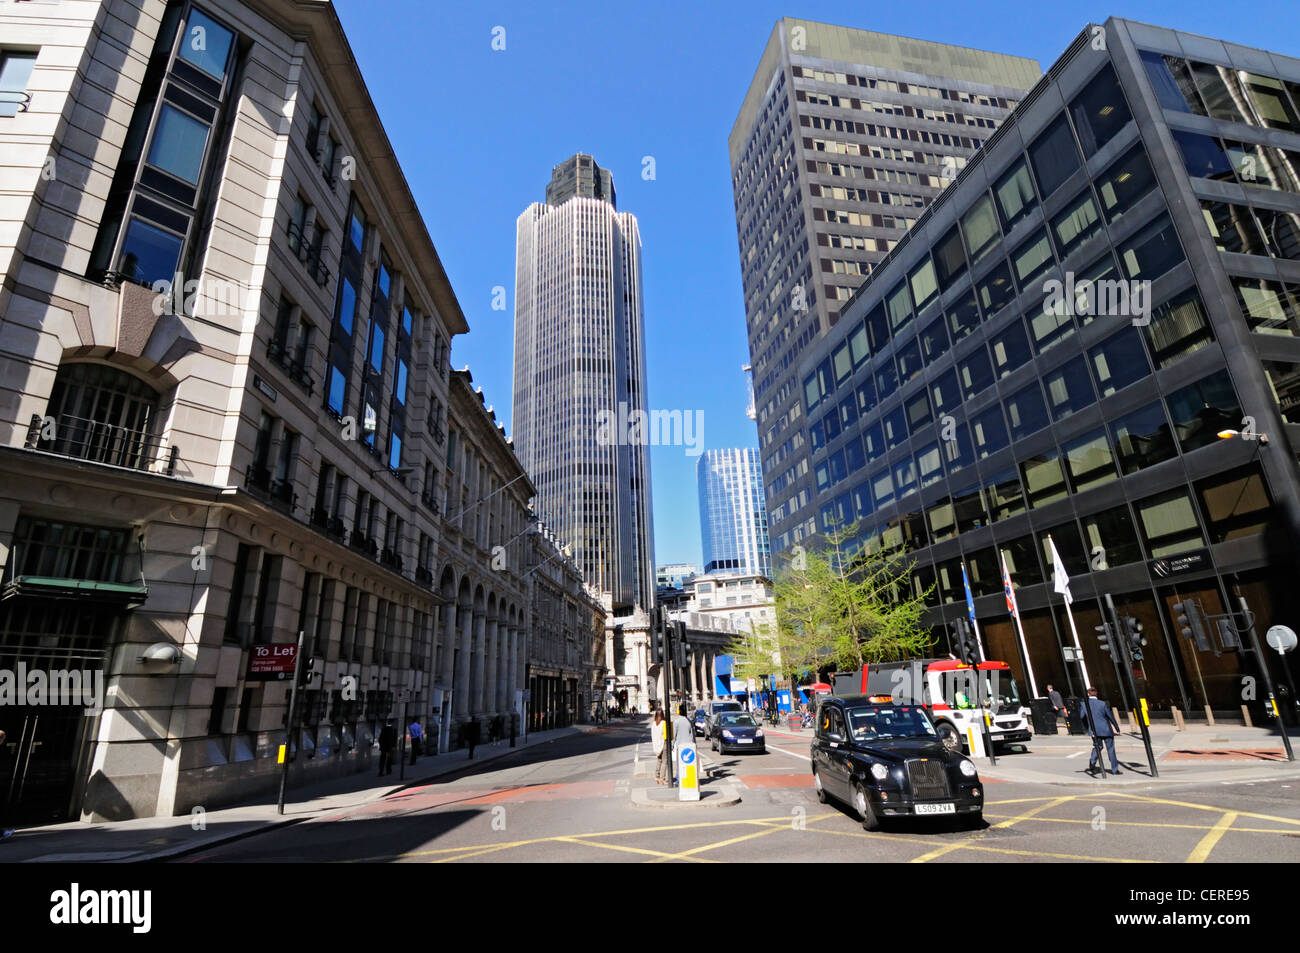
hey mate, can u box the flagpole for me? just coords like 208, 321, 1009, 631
1001, 550, 1039, 698
1049, 534, 1091, 691
961, 560, 986, 662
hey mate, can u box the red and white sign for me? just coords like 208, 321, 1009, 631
248, 643, 298, 679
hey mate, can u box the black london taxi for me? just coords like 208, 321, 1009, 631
810, 695, 983, 831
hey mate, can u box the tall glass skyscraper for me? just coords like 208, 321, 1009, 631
730, 18, 1040, 556
512, 154, 656, 615
697, 448, 771, 577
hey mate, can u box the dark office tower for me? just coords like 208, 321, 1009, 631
513, 155, 655, 617
782, 17, 1300, 719
730, 18, 1040, 554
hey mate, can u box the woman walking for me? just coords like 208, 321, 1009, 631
651, 710, 670, 785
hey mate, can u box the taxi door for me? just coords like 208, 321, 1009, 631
814, 705, 853, 800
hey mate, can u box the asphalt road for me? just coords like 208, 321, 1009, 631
178, 720, 1300, 863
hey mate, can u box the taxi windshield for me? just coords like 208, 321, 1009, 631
718, 713, 757, 727
845, 706, 936, 741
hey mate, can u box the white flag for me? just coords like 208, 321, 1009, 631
1049, 536, 1072, 606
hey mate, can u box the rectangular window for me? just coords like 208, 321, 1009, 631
1011, 229, 1055, 287
961, 193, 1000, 265
908, 257, 938, 311
146, 105, 210, 184
1173, 130, 1236, 182
971, 403, 1009, 458
1233, 276, 1300, 336
896, 336, 923, 385
832, 341, 852, 384
987, 469, 1026, 521
1135, 488, 1206, 558
1062, 428, 1117, 492
958, 347, 994, 399
875, 361, 898, 402
1021, 451, 1068, 507
1089, 325, 1150, 397
1195, 464, 1273, 543
178, 8, 235, 80
1043, 354, 1095, 420
1140, 51, 1199, 114
994, 159, 1037, 231
976, 260, 1015, 317
849, 322, 870, 366
1145, 287, 1214, 364
916, 441, 943, 488
1263, 361, 1300, 423
1117, 214, 1184, 281
893, 457, 918, 499
871, 467, 894, 509
1165, 369, 1241, 454
989, 318, 1032, 379
943, 420, 974, 472
1004, 382, 1049, 439
946, 290, 982, 342
883, 405, 908, 450
1110, 400, 1175, 475
865, 304, 890, 351
861, 421, 885, 461
1070, 63, 1131, 156
1081, 505, 1143, 567
0, 50, 38, 117
336, 277, 357, 336
920, 317, 950, 366
1094, 146, 1156, 224
327, 365, 346, 415
886, 282, 913, 333
1028, 114, 1081, 199
117, 217, 184, 286
1051, 190, 1102, 259
856, 377, 877, 416
905, 390, 932, 432
952, 483, 989, 533
934, 224, 967, 290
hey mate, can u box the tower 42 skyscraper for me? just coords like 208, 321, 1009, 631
513, 155, 656, 620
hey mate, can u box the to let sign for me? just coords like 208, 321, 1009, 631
248, 643, 298, 679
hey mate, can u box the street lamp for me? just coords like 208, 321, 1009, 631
1216, 429, 1270, 446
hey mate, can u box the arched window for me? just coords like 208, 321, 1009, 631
39, 363, 162, 470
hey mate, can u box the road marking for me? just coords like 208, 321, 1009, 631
803, 823, 1153, 863
1095, 792, 1300, 828
552, 836, 716, 863
980, 813, 1289, 834
911, 796, 1073, 864
431, 843, 523, 864
766, 743, 811, 762
647, 824, 787, 862
1187, 812, 1238, 863
1067, 751, 1085, 759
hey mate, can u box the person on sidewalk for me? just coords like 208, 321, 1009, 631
1080, 687, 1122, 775
1047, 684, 1066, 731
378, 721, 397, 776
408, 718, 422, 765
651, 710, 670, 785
464, 719, 480, 759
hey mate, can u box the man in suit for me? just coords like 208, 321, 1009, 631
1047, 684, 1066, 732
1080, 687, 1121, 775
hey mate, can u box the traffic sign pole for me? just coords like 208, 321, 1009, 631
276, 629, 306, 815
1242, 599, 1294, 761
1105, 594, 1157, 777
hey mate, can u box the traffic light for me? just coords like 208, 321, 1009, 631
674, 620, 688, 669
1173, 600, 1213, 654
1122, 615, 1147, 662
950, 618, 978, 664
1095, 622, 1119, 662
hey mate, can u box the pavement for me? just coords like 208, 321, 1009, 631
0, 721, 595, 862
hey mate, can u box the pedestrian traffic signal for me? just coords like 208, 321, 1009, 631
950, 618, 978, 664
1173, 600, 1213, 653
1122, 615, 1147, 662
1095, 622, 1119, 662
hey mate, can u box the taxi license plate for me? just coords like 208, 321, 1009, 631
915, 803, 956, 815
737, 738, 754, 744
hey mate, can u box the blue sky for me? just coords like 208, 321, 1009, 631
332, 0, 1300, 567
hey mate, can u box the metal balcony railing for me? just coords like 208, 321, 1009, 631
0, 90, 32, 115
25, 413, 179, 475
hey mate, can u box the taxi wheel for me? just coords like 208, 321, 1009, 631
813, 770, 828, 803
853, 783, 881, 832
935, 722, 962, 753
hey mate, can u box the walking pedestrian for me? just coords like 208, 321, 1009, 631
408, 717, 422, 765
1047, 684, 1066, 732
651, 710, 670, 785
378, 720, 397, 776
1080, 687, 1122, 775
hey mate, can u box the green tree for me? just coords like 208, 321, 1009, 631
772, 521, 933, 675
